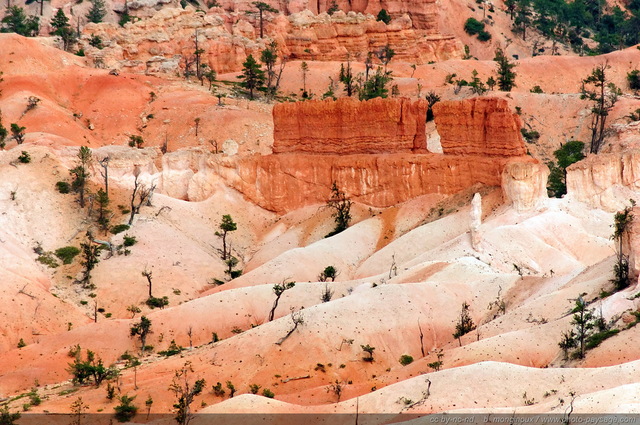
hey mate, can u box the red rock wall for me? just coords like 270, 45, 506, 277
230, 153, 535, 212
433, 97, 527, 157
273, 97, 428, 154
280, 14, 462, 63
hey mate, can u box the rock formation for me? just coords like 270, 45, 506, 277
282, 11, 462, 62
273, 97, 428, 154
433, 98, 528, 157
470, 192, 482, 251
566, 151, 640, 212
501, 159, 549, 213
171, 97, 534, 212
81, 8, 462, 74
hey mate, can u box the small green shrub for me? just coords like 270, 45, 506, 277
18, 151, 31, 163
110, 224, 130, 234
399, 354, 414, 366
114, 395, 137, 422
586, 329, 619, 350
146, 296, 169, 309
56, 181, 71, 194
262, 388, 275, 398
249, 384, 261, 394
530, 85, 544, 93
37, 252, 59, 268
158, 340, 183, 356
55, 246, 80, 264
477, 30, 491, 41
123, 235, 136, 247
464, 18, 484, 35
212, 382, 225, 397
17, 338, 26, 348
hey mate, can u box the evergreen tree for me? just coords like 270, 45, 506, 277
581, 62, 621, 153
50, 9, 76, 51
0, 6, 39, 36
339, 61, 356, 97
547, 141, 585, 197
251, 1, 278, 38
453, 302, 476, 346
493, 48, 517, 92
86, 0, 107, 24
238, 54, 265, 100
359, 67, 392, 100
376, 8, 391, 24
70, 146, 92, 208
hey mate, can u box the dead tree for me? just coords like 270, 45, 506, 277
98, 156, 109, 200
128, 170, 153, 225
275, 308, 304, 345
142, 268, 153, 298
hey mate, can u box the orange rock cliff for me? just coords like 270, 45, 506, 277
209, 97, 536, 212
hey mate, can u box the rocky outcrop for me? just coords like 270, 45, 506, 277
273, 97, 427, 154
81, 8, 462, 74
501, 159, 549, 213
566, 151, 640, 212
99, 97, 532, 213
282, 11, 462, 62
433, 98, 528, 157
182, 152, 530, 211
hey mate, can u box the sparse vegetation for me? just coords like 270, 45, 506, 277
361, 344, 375, 362
325, 182, 353, 237
399, 354, 414, 366
269, 280, 295, 321
114, 395, 137, 422
55, 246, 80, 264
453, 302, 476, 346
169, 362, 205, 425
611, 201, 634, 291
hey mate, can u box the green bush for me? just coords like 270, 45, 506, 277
37, 252, 59, 268
376, 8, 391, 24
114, 395, 137, 422
146, 296, 169, 309
399, 354, 414, 366
262, 388, 275, 398
464, 18, 484, 35
585, 329, 619, 350
123, 235, 137, 247
18, 151, 31, 163
56, 181, 70, 194
110, 224, 130, 234
477, 30, 491, 41
627, 69, 640, 92
158, 340, 183, 356
55, 246, 80, 264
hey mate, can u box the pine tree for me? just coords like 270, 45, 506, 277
86, 0, 107, 24
238, 54, 265, 100
1, 6, 39, 36
493, 48, 517, 92
50, 9, 76, 51
251, 1, 278, 38
452, 302, 476, 346
581, 62, 621, 154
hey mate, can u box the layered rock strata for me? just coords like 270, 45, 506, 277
81, 9, 462, 74
433, 98, 528, 157
273, 97, 428, 154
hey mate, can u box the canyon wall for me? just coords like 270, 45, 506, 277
566, 151, 640, 212
273, 97, 427, 154
179, 97, 532, 212
433, 98, 528, 157
282, 11, 461, 62
82, 8, 462, 74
